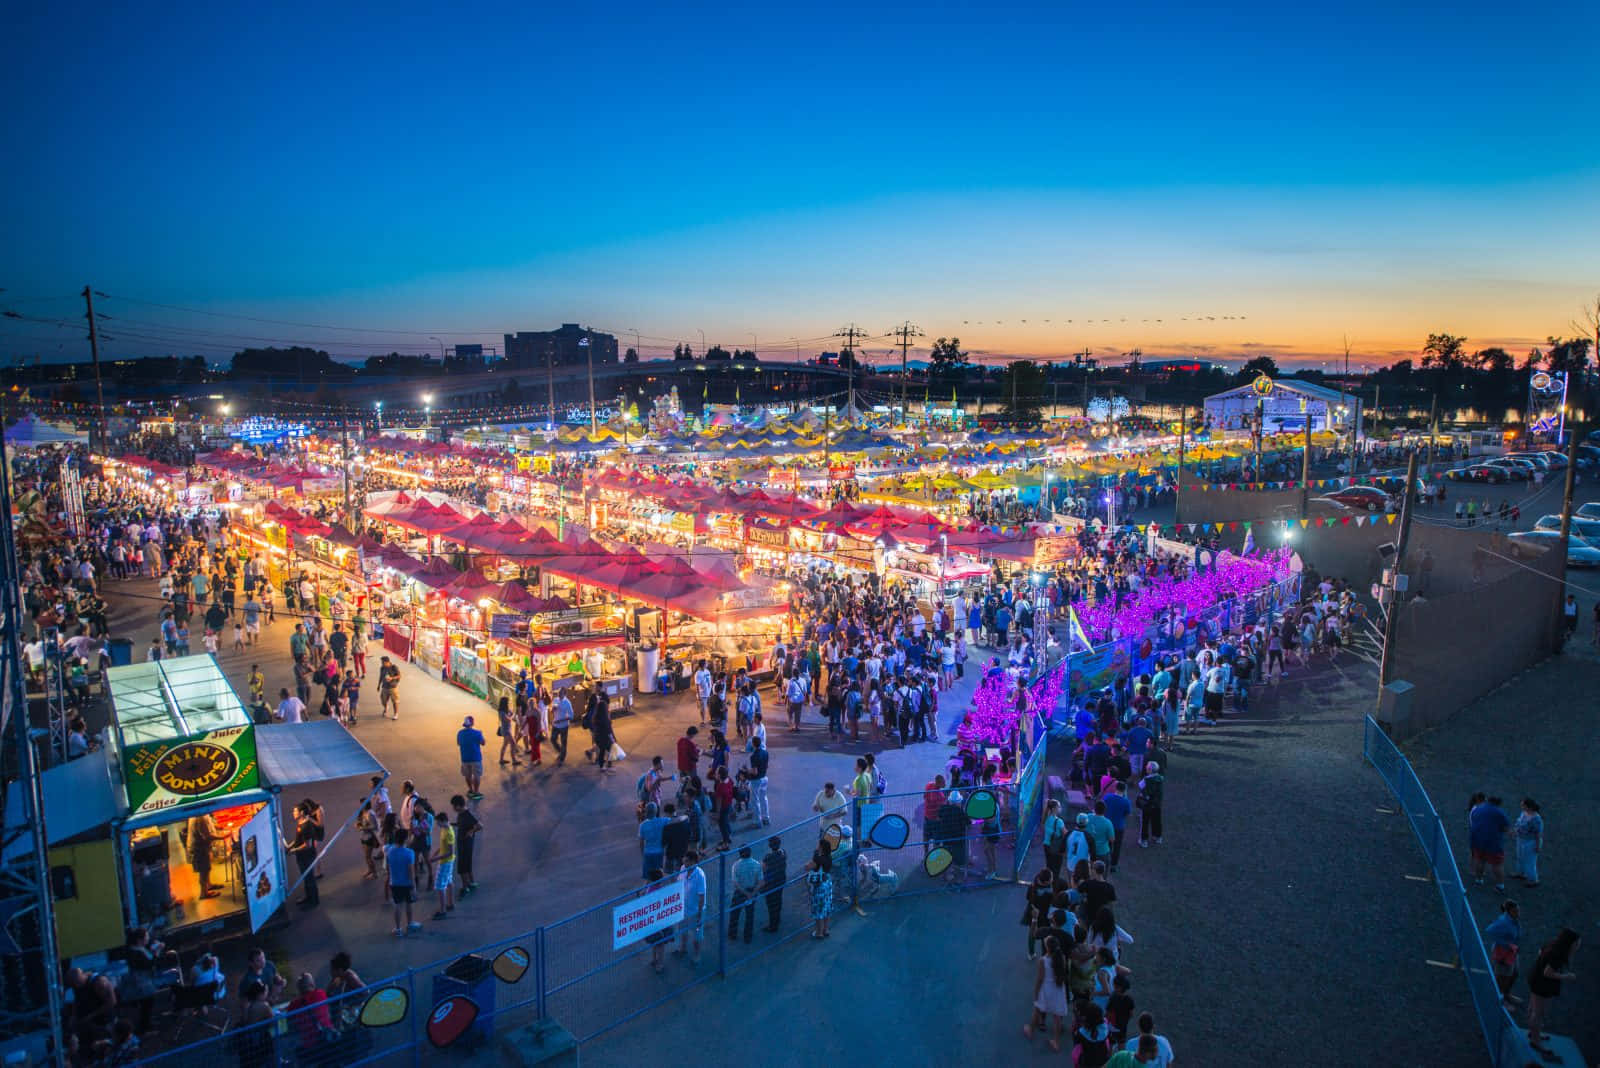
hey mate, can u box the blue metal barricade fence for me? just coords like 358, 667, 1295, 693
1362, 716, 1533, 1068
1012, 720, 1049, 880
128, 796, 1023, 1064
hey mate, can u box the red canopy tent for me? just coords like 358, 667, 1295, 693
412, 556, 463, 590
441, 569, 502, 601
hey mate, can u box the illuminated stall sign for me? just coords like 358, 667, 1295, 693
123, 725, 258, 816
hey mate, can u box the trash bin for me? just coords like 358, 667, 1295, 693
636, 644, 660, 694
430, 954, 495, 1044
107, 638, 134, 667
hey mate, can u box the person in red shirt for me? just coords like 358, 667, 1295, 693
676, 726, 701, 776
286, 973, 332, 1050
923, 773, 947, 848
712, 767, 736, 851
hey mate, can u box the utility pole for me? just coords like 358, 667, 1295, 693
581, 334, 596, 434
890, 321, 923, 426
1343, 335, 1358, 482
836, 324, 864, 418
546, 346, 556, 428
1300, 416, 1312, 519
341, 419, 354, 532
82, 286, 107, 449
1077, 348, 1095, 418
1052, 381, 1060, 422
1175, 403, 1188, 520
1553, 426, 1581, 651
1377, 452, 1420, 693
1426, 392, 1438, 474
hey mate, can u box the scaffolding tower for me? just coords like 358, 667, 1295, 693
0, 423, 66, 1062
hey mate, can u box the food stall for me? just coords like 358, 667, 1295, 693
42, 656, 389, 947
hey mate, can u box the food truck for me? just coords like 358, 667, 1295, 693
29, 655, 385, 956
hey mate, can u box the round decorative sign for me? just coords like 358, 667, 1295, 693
1250, 374, 1275, 397
153, 741, 239, 797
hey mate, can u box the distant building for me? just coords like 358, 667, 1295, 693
503, 325, 618, 370
1139, 358, 1215, 375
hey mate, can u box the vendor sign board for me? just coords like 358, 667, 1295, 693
1033, 536, 1078, 567
612, 878, 685, 950
123, 725, 258, 817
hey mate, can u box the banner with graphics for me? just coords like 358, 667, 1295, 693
122, 725, 258, 816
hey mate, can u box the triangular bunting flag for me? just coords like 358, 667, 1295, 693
1228, 522, 1238, 531
1243, 521, 1252, 529
1300, 518, 1311, 529
1386, 514, 1396, 524
1188, 524, 1198, 533
1340, 516, 1351, 525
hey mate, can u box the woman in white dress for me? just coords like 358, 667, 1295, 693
1023, 934, 1071, 1051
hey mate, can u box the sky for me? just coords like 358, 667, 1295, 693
3, 1, 1598, 370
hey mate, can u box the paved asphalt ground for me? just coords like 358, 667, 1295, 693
94, 464, 1598, 1065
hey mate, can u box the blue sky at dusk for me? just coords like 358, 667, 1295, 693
3, 1, 1597, 368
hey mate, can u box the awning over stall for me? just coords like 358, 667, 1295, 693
255, 721, 386, 787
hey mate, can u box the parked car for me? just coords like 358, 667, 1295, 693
1446, 464, 1508, 484
1484, 458, 1535, 480
1321, 485, 1394, 512
1506, 530, 1600, 568
1533, 514, 1600, 538
1504, 452, 1555, 471
1577, 501, 1600, 520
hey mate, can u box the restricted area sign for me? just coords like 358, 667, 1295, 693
612, 878, 685, 950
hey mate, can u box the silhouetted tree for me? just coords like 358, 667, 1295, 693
623, 347, 639, 363
1236, 355, 1279, 381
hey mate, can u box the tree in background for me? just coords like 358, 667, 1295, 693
673, 343, 694, 362
1235, 355, 1279, 381
1421, 333, 1468, 370
623, 347, 639, 363
928, 337, 970, 385
997, 360, 1047, 423
704, 345, 732, 361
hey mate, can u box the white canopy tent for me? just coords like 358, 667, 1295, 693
4, 414, 89, 447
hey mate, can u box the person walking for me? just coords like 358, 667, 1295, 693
674, 852, 707, 965
450, 796, 482, 896
760, 836, 787, 932
286, 802, 320, 909
457, 717, 486, 800
1526, 927, 1580, 1056
377, 656, 400, 719
1136, 762, 1164, 846
495, 696, 522, 767
383, 829, 421, 936
748, 733, 771, 826
550, 690, 572, 765
1513, 798, 1543, 888
590, 695, 615, 773
1102, 781, 1132, 872
1484, 900, 1522, 1006
1469, 794, 1511, 893
1042, 799, 1068, 880
729, 845, 762, 944
429, 811, 456, 920
1022, 934, 1071, 1053
805, 847, 833, 939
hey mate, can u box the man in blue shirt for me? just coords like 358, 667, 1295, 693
1121, 717, 1155, 778
457, 716, 487, 801
637, 803, 668, 879
384, 832, 421, 935
1101, 782, 1133, 872
1468, 796, 1511, 892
